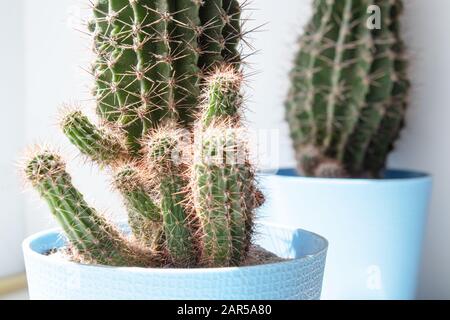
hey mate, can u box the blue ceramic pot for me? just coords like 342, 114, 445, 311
261, 169, 432, 300
23, 223, 328, 300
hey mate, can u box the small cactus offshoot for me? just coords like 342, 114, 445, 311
286, 0, 410, 178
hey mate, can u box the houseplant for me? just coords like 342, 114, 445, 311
21, 0, 328, 300
263, 0, 432, 299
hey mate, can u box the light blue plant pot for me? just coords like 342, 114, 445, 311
23, 223, 328, 300
261, 169, 432, 300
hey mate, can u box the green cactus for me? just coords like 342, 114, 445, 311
114, 165, 163, 250
192, 69, 252, 266
61, 110, 127, 165
145, 126, 196, 266
24, 64, 262, 268
91, 0, 242, 152
24, 150, 156, 267
286, 0, 410, 178
23, 0, 265, 268
54, 0, 247, 255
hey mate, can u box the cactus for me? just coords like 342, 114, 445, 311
286, 0, 410, 178
38, 0, 247, 264
145, 125, 196, 266
24, 57, 262, 267
190, 70, 254, 266
24, 149, 156, 267
114, 165, 163, 250
22, 0, 261, 268
91, 0, 242, 152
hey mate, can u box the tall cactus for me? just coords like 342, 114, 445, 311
286, 0, 410, 178
54, 0, 245, 256
91, 0, 242, 152
22, 0, 261, 268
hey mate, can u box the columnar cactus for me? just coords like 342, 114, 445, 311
23, 1, 262, 268
91, 0, 242, 151
286, 0, 410, 178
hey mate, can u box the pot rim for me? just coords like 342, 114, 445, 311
23, 222, 328, 274
261, 168, 432, 185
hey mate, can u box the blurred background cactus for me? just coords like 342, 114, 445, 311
286, 0, 410, 178
23, 0, 264, 268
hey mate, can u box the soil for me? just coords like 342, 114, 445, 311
242, 245, 288, 266
47, 245, 288, 268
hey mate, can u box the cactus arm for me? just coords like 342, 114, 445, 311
226, 161, 248, 264
147, 129, 195, 266
61, 111, 127, 165
201, 67, 241, 126
159, 174, 195, 266
114, 165, 160, 221
114, 165, 163, 248
24, 151, 151, 267
221, 0, 241, 64
199, 0, 225, 69
193, 160, 232, 267
192, 68, 251, 266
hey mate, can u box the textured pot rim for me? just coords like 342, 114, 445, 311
23, 222, 328, 274
261, 168, 432, 186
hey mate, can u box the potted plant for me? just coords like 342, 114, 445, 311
262, 0, 432, 299
21, 0, 328, 300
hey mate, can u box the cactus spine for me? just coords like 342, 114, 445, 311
286, 0, 409, 178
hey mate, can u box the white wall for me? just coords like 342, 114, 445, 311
0, 0, 26, 277
23, 0, 125, 236
18, 0, 450, 298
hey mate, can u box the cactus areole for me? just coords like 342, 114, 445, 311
286, 0, 410, 178
23, 1, 266, 269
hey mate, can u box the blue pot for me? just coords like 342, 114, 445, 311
261, 169, 432, 300
23, 223, 328, 300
